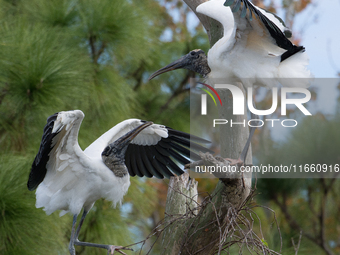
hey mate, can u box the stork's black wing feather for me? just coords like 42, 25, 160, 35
126, 145, 144, 177
135, 146, 153, 178
27, 113, 58, 191
224, 0, 304, 62
141, 147, 165, 179
125, 128, 213, 179
257, 6, 292, 38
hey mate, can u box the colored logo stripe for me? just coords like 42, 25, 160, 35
199, 88, 217, 106
198, 82, 223, 106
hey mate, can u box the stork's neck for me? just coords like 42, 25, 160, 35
102, 156, 128, 178
112, 165, 128, 178
193, 55, 211, 77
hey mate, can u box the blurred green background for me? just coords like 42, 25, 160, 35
0, 0, 339, 254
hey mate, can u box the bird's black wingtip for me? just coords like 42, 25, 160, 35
280, 45, 305, 62
27, 112, 59, 191
27, 178, 39, 191
225, 0, 300, 54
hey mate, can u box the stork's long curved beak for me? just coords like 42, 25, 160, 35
148, 54, 189, 81
102, 122, 153, 159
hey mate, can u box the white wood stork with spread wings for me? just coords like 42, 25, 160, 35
149, 0, 312, 88
27, 110, 211, 255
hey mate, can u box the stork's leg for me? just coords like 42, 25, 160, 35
225, 113, 259, 165
69, 214, 78, 255
224, 114, 259, 187
75, 209, 88, 240
74, 241, 129, 255
70, 210, 132, 255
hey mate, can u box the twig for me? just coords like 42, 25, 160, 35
291, 230, 303, 255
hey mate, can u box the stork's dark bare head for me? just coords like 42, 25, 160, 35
148, 49, 211, 80
102, 121, 153, 177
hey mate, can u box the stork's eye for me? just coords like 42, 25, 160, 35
190, 51, 199, 59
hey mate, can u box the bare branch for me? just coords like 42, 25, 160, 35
291, 231, 303, 255
158, 1, 254, 254
127, 176, 281, 255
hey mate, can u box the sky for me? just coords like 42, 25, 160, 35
285, 0, 340, 119
281, 0, 340, 78
271, 0, 340, 141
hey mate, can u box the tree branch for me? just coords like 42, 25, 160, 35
89, 35, 97, 63
94, 41, 106, 64
161, 153, 252, 255
132, 67, 145, 91
291, 231, 302, 255
160, 0, 253, 253
319, 179, 335, 255
273, 192, 334, 255
89, 35, 106, 65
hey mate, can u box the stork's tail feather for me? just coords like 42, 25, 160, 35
280, 45, 305, 62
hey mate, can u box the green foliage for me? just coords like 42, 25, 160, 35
256, 114, 340, 254
0, 17, 92, 151
0, 0, 210, 253
261, 238, 268, 247
0, 155, 68, 254
22, 0, 78, 27
1, 0, 333, 254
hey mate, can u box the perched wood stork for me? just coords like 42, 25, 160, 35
27, 110, 211, 255
149, 0, 312, 88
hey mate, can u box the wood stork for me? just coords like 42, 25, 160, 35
27, 110, 211, 255
149, 0, 312, 88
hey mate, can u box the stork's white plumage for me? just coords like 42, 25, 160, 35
149, 0, 312, 88
28, 110, 211, 255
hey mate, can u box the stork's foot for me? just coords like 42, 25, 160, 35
73, 240, 133, 255
107, 245, 131, 255
225, 158, 243, 166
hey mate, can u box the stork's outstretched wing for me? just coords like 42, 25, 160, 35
28, 110, 87, 191
84, 119, 213, 179
223, 0, 304, 61
125, 126, 213, 179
